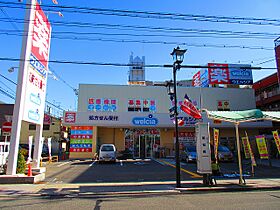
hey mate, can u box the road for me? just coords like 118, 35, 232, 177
0, 190, 280, 209
44, 159, 280, 184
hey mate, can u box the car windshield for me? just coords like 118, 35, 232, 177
186, 146, 196, 152
218, 145, 230, 152
101, 145, 114, 151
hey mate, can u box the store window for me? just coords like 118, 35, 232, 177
29, 124, 36, 130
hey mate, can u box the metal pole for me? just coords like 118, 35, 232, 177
173, 63, 181, 188
235, 123, 244, 185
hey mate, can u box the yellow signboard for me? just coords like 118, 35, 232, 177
272, 131, 280, 155
255, 135, 269, 159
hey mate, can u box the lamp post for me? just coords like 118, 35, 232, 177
169, 46, 187, 188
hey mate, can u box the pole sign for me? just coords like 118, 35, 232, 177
22, 0, 52, 124
275, 37, 280, 85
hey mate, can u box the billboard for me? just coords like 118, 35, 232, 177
22, 1, 52, 124
275, 37, 280, 85
192, 63, 253, 86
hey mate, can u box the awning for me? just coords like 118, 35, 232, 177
203, 109, 280, 123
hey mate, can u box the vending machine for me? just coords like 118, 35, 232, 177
196, 122, 212, 174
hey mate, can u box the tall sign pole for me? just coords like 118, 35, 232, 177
7, 0, 51, 174
275, 37, 280, 85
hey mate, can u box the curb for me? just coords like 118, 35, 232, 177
1, 185, 280, 198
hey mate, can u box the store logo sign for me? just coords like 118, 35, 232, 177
132, 114, 158, 126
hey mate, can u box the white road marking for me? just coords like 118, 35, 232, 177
57, 161, 70, 167
89, 160, 97, 167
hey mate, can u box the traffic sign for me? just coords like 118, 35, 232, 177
2, 121, 12, 133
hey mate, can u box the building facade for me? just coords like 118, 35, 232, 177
63, 84, 272, 159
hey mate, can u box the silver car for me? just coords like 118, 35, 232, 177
99, 144, 116, 163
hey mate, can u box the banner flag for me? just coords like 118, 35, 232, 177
242, 136, 251, 159
272, 130, 280, 155
255, 135, 269, 159
243, 132, 256, 166
213, 128, 219, 161
180, 94, 202, 119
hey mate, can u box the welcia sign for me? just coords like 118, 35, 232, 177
132, 114, 158, 126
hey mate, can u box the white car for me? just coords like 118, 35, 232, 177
99, 144, 116, 163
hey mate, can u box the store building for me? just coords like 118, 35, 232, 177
63, 84, 272, 160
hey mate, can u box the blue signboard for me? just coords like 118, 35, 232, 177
132, 115, 158, 126
200, 69, 209, 87
229, 65, 253, 85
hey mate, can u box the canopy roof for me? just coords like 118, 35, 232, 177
203, 109, 280, 123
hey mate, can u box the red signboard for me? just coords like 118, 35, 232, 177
2, 121, 12, 132
31, 2, 51, 68
64, 112, 76, 123
192, 71, 201, 87
208, 63, 230, 84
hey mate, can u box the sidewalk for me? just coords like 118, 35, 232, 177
1, 178, 280, 197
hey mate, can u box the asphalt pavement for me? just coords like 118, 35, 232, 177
0, 158, 280, 197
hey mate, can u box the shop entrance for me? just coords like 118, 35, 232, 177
125, 129, 160, 159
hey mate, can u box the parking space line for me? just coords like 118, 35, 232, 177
57, 161, 70, 167
89, 160, 97, 167
157, 159, 202, 178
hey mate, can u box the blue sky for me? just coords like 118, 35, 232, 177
0, 0, 280, 113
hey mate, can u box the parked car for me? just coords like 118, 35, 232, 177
181, 146, 197, 162
218, 145, 234, 162
99, 144, 117, 163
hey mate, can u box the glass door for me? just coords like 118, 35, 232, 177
133, 135, 140, 158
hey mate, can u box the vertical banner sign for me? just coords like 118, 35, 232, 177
255, 135, 269, 159
274, 37, 280, 85
213, 128, 219, 161
241, 136, 251, 159
23, 1, 52, 124
28, 136, 33, 162
272, 130, 280, 154
242, 133, 256, 166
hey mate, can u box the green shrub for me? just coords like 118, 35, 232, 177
17, 149, 26, 174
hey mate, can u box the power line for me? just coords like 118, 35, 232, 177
0, 31, 273, 50
0, 26, 278, 40
0, 72, 65, 111
0, 57, 276, 70
1, 1, 280, 27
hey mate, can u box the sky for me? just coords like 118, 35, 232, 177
0, 0, 279, 115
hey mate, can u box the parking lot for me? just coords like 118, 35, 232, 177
44, 158, 280, 184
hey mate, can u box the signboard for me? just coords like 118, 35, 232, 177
88, 98, 117, 112
22, 1, 51, 124
241, 134, 256, 166
275, 37, 280, 84
213, 128, 219, 161
64, 112, 76, 123
208, 63, 230, 85
272, 130, 280, 155
255, 135, 269, 159
132, 114, 158, 126
70, 126, 93, 152
193, 63, 253, 86
192, 71, 201, 87
228, 64, 253, 85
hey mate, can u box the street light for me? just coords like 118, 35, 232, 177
169, 46, 187, 188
